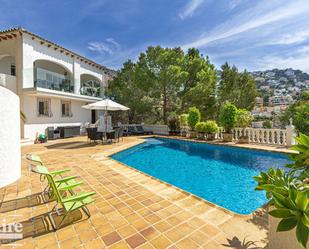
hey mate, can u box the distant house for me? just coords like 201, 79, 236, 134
255, 97, 264, 107
269, 95, 294, 106
0, 27, 114, 140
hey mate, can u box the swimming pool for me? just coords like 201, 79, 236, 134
111, 137, 291, 214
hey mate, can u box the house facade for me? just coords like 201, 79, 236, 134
0, 27, 114, 140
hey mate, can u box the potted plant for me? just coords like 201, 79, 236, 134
204, 120, 219, 140
236, 109, 253, 144
187, 107, 201, 138
254, 133, 309, 249
219, 102, 237, 142
195, 122, 206, 140
179, 114, 189, 137
168, 112, 180, 135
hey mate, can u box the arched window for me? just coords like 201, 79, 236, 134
80, 74, 102, 97
34, 60, 73, 93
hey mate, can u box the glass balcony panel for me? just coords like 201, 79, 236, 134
34, 67, 73, 93
80, 80, 102, 97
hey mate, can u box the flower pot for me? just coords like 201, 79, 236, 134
197, 132, 205, 140
189, 131, 197, 138
222, 133, 233, 142
207, 133, 216, 141
269, 209, 305, 249
237, 136, 249, 144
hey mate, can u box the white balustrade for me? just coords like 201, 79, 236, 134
120, 124, 295, 147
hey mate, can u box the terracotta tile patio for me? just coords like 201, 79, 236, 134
0, 136, 269, 248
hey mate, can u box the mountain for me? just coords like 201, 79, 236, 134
249, 68, 309, 100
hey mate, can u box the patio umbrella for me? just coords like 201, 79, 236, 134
81, 99, 130, 111
82, 99, 129, 135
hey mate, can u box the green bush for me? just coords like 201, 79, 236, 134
179, 114, 188, 127
188, 107, 201, 130
219, 102, 237, 133
195, 122, 206, 133
236, 109, 253, 128
168, 112, 179, 131
262, 120, 272, 129
204, 120, 219, 134
254, 133, 309, 248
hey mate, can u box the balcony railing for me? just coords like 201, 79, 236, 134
34, 79, 74, 93
79, 86, 102, 98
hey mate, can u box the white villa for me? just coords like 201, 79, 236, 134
0, 27, 114, 140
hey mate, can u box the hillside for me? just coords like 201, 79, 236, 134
249, 68, 309, 100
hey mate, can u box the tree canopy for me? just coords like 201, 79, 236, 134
107, 46, 257, 124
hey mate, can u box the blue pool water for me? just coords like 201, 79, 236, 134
111, 138, 291, 214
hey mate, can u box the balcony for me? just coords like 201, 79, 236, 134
34, 68, 74, 93
80, 79, 103, 98
34, 78, 74, 93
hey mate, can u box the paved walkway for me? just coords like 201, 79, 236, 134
0, 136, 269, 248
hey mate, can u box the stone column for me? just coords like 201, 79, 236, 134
286, 123, 296, 147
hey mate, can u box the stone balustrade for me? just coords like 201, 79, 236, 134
121, 124, 296, 147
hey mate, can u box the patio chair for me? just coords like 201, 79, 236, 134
124, 125, 136, 136
86, 127, 103, 143
118, 127, 124, 142
135, 125, 153, 135
26, 154, 71, 179
106, 129, 119, 143
35, 165, 95, 230
27, 154, 80, 198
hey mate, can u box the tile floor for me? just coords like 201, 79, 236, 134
0, 136, 271, 248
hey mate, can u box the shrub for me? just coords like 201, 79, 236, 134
168, 112, 179, 131
195, 122, 206, 133
236, 109, 253, 128
204, 120, 219, 134
219, 102, 237, 133
254, 133, 309, 248
188, 107, 201, 130
179, 114, 188, 127
262, 120, 272, 129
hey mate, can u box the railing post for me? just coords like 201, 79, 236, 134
286, 124, 296, 147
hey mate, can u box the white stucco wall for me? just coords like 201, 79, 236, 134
0, 74, 17, 93
0, 86, 21, 188
21, 95, 92, 139
22, 33, 107, 91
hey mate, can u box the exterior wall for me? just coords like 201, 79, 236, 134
21, 94, 92, 139
0, 86, 21, 187
0, 74, 16, 93
0, 30, 111, 140
22, 33, 107, 92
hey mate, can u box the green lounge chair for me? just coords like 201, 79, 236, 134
26, 154, 71, 179
27, 154, 81, 199
35, 165, 95, 229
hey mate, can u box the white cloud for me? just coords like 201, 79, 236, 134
179, 0, 205, 20
228, 0, 243, 10
87, 38, 120, 55
267, 29, 309, 45
182, 0, 309, 49
258, 44, 309, 72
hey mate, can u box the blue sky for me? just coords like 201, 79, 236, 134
1, 0, 309, 72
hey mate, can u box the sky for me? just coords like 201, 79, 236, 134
1, 0, 309, 72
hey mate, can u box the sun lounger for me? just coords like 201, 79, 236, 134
35, 165, 95, 229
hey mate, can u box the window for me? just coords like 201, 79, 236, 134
61, 101, 72, 117
37, 98, 51, 117
11, 64, 16, 76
